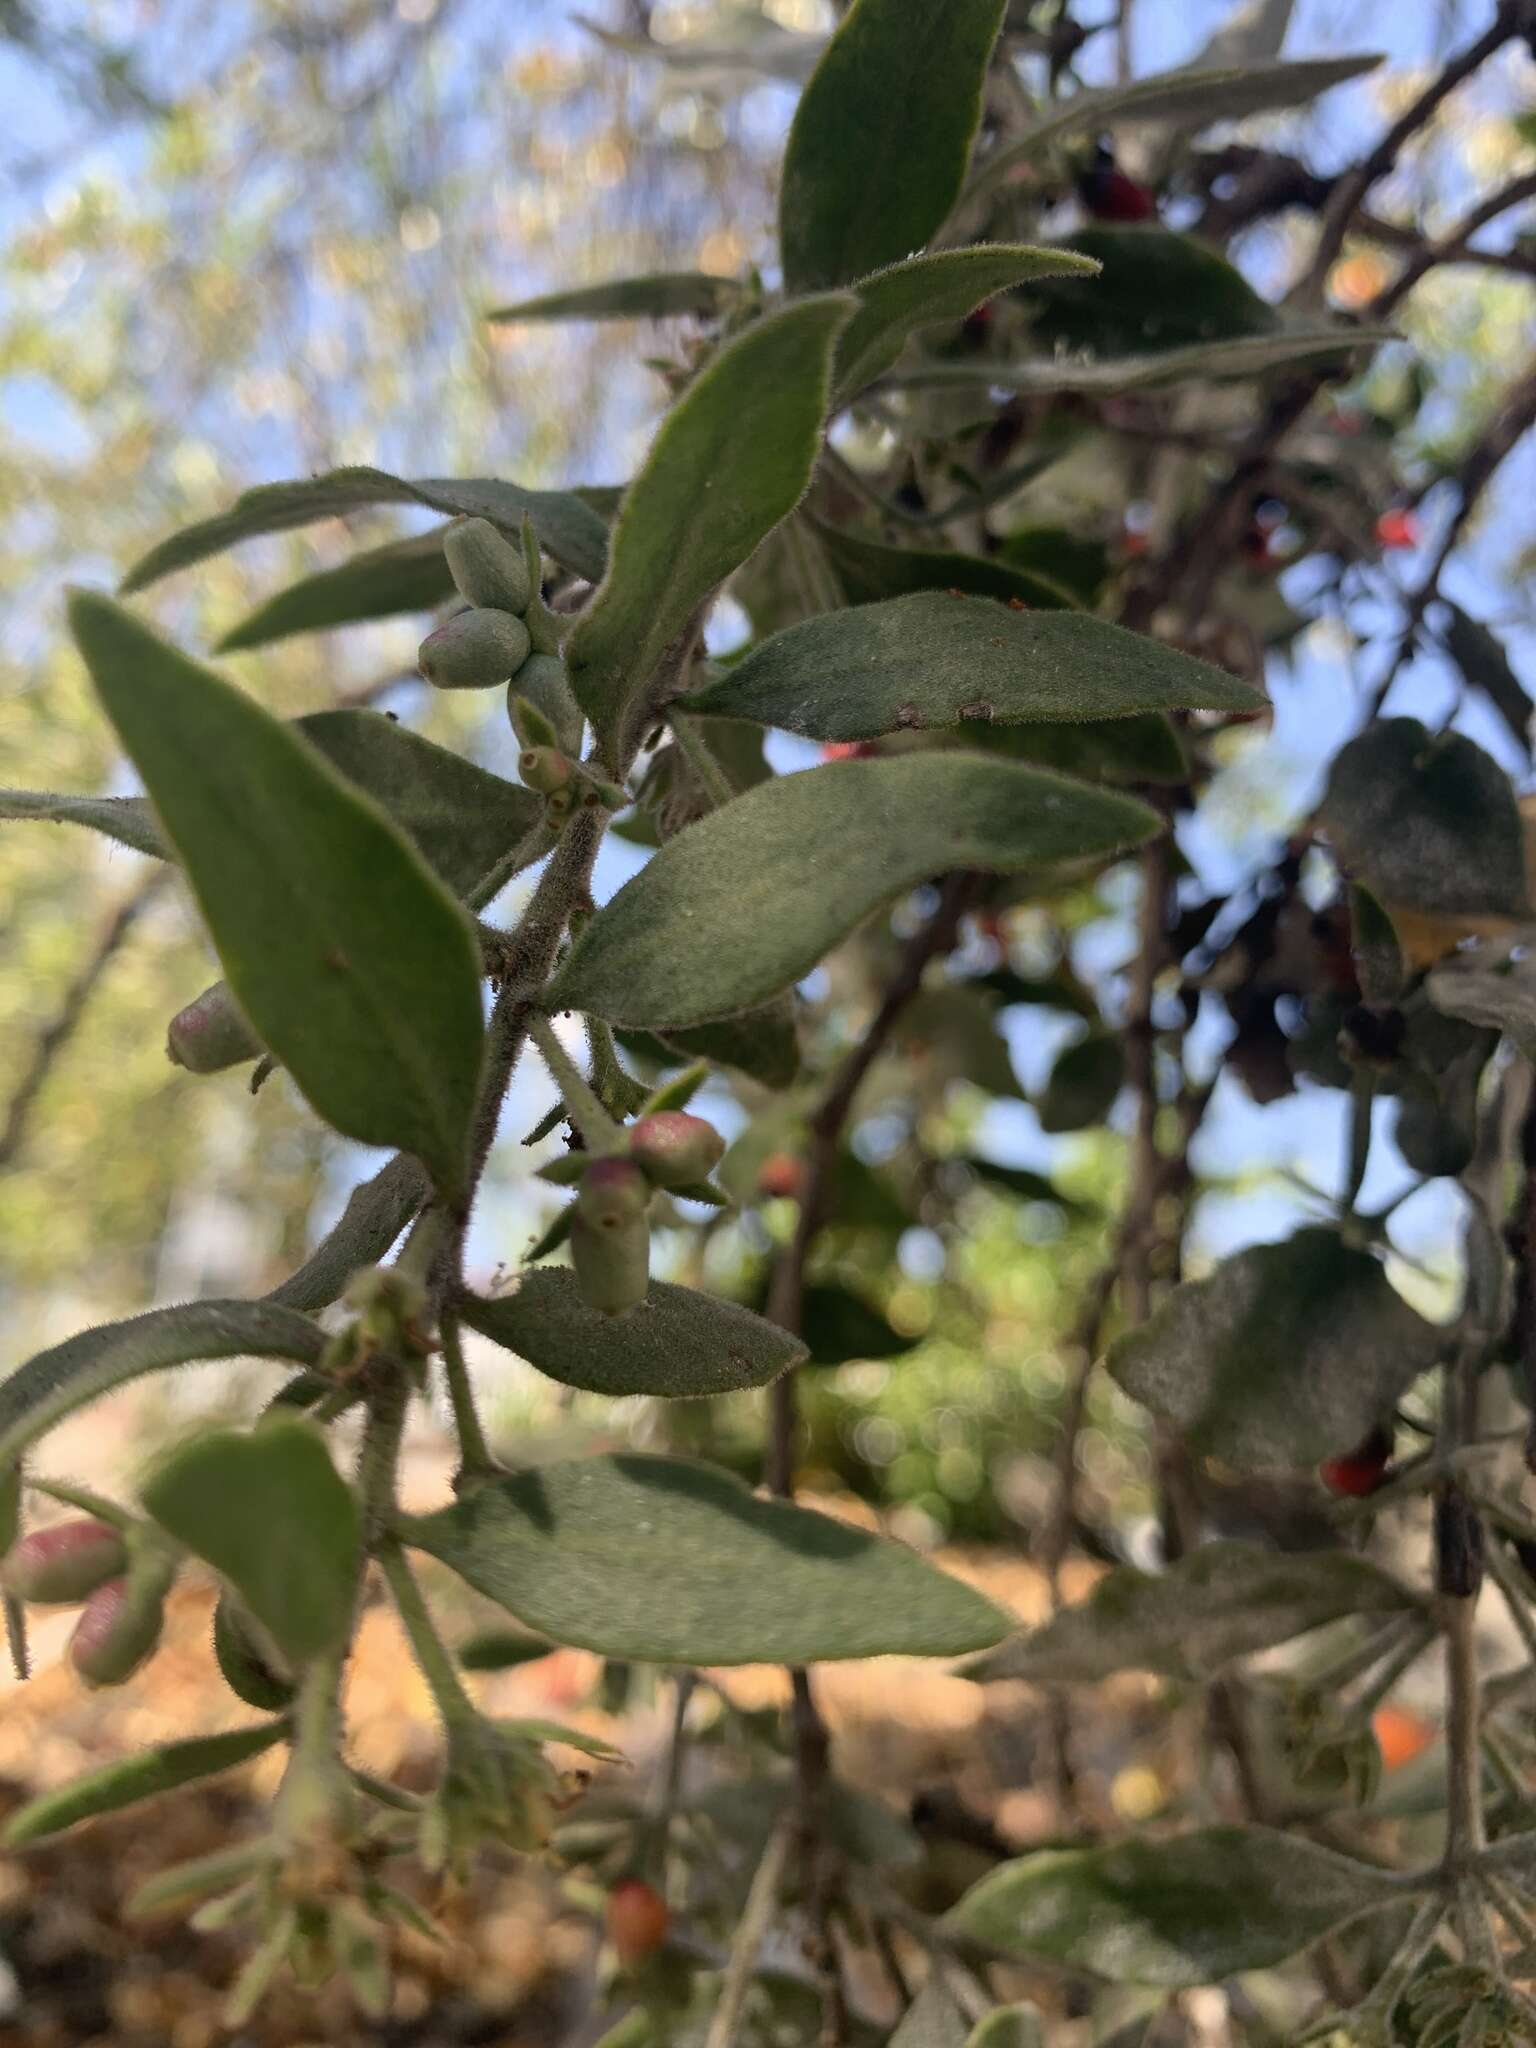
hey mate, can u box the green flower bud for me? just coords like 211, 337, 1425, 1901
577, 1155, 652, 1231
544, 785, 576, 826
4, 1519, 127, 1604
519, 745, 575, 796
69, 1572, 166, 1687
166, 982, 263, 1074
443, 517, 532, 614
213, 1595, 295, 1712
418, 607, 531, 690
628, 1111, 725, 1189
508, 652, 583, 756
570, 1210, 650, 1317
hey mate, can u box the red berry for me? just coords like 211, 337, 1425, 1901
606, 1878, 669, 1965
1078, 147, 1156, 222
820, 741, 877, 761
1319, 1426, 1394, 1498
1375, 508, 1420, 551
757, 1152, 804, 1201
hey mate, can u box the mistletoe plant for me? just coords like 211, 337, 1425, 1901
6, 0, 1536, 2040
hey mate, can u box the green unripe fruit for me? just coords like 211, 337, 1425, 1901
166, 981, 263, 1074
444, 517, 532, 614
4, 1519, 127, 1604
628, 1111, 725, 1189
418, 607, 531, 690
213, 1595, 295, 1711
520, 745, 575, 796
508, 652, 583, 757
577, 1155, 652, 1231
68, 1572, 166, 1687
570, 1210, 650, 1317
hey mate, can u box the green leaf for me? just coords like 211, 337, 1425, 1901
1350, 883, 1406, 1006
966, 56, 1382, 203
1106, 1227, 1444, 1472
295, 709, 541, 901
1427, 960, 1536, 1061
564, 295, 854, 755
890, 1975, 970, 2048
896, 326, 1394, 394
5, 1722, 287, 1847
399, 1453, 1009, 1664
546, 754, 1158, 1031
798, 1284, 919, 1367
488, 272, 744, 324
0, 1301, 325, 1469
457, 1626, 555, 1673
691, 594, 1262, 741
814, 522, 1078, 612
834, 244, 1099, 400
1321, 717, 1530, 922
653, 1002, 802, 1090
458, 1271, 805, 1398
1441, 599, 1533, 756
993, 712, 1189, 786
1037, 1033, 1124, 1134
71, 594, 486, 1202
966, 1158, 1088, 1213
265, 1154, 429, 1313
1026, 227, 1275, 356
967, 2008, 1044, 2048
141, 1419, 361, 1666
779, 0, 1006, 292
997, 527, 1109, 606
215, 529, 458, 651
122, 466, 608, 592
0, 788, 166, 859
943, 1827, 1403, 1986
965, 1543, 1420, 1685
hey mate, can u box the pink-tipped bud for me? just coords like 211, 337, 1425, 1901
166, 982, 263, 1074
418, 607, 531, 690
3, 1520, 127, 1604
519, 745, 574, 796
577, 1156, 652, 1232
570, 1210, 650, 1318
628, 1112, 724, 1190
68, 1574, 167, 1689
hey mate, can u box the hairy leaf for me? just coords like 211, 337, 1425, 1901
5, 1723, 287, 1847
1322, 717, 1530, 922
459, 1271, 804, 1397
546, 754, 1159, 1030
265, 1154, 429, 1313
564, 295, 853, 755
216, 530, 457, 651
834, 244, 1098, 399
71, 595, 486, 1202
944, 1827, 1403, 1985
967, 1543, 1420, 1684
814, 523, 1078, 611
0, 1301, 325, 1468
1106, 1227, 1443, 1471
0, 788, 165, 859
122, 466, 607, 590
489, 272, 744, 324
895, 326, 1393, 394
654, 1002, 802, 1090
141, 1419, 361, 1666
399, 1453, 1009, 1664
692, 593, 1261, 741
997, 712, 1188, 786
1025, 227, 1274, 355
780, 0, 1006, 292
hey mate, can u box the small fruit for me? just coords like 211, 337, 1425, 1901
577, 1156, 652, 1231
509, 652, 583, 758
757, 1151, 804, 1201
1077, 143, 1156, 222
606, 1878, 669, 1965
418, 607, 531, 690
444, 517, 532, 614
3, 1519, 127, 1604
1375, 507, 1420, 551
166, 982, 263, 1074
69, 1573, 166, 1687
1318, 1425, 1393, 1498
519, 745, 575, 796
570, 1210, 649, 1317
628, 1111, 724, 1189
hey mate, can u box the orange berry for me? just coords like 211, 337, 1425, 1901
606, 1878, 669, 1965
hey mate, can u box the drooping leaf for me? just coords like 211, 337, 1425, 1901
814, 523, 1077, 612
1024, 227, 1275, 355
545, 754, 1159, 1031
0, 1301, 326, 1469
943, 1827, 1403, 1986
399, 1453, 1009, 1664
965, 55, 1382, 203
890, 1974, 971, 2048
1106, 1227, 1443, 1471
895, 326, 1393, 395
564, 295, 854, 756
216, 530, 458, 651
71, 594, 486, 1202
141, 1419, 361, 1666
488, 272, 745, 324
0, 788, 166, 859
966, 1543, 1420, 1685
833, 244, 1099, 400
779, 0, 1006, 293
1321, 717, 1530, 923
458, 1272, 804, 1398
1036, 1033, 1124, 1133
121, 467, 608, 589
1441, 599, 1534, 756
691, 594, 1263, 741
265, 1154, 429, 1313
1427, 959, 1536, 1061
5, 1723, 288, 1847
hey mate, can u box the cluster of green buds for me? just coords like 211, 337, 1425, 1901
417, 517, 582, 739
565, 1111, 726, 1318
508, 690, 625, 827
2, 1505, 178, 1688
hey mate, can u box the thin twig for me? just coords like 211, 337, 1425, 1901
700, 1813, 795, 2048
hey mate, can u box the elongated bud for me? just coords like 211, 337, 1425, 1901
418, 607, 531, 690
519, 745, 574, 796
577, 1156, 652, 1231
508, 652, 583, 756
4, 1519, 127, 1604
443, 518, 532, 614
628, 1111, 724, 1189
213, 1595, 295, 1711
69, 1572, 166, 1687
167, 982, 262, 1074
570, 1210, 650, 1317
